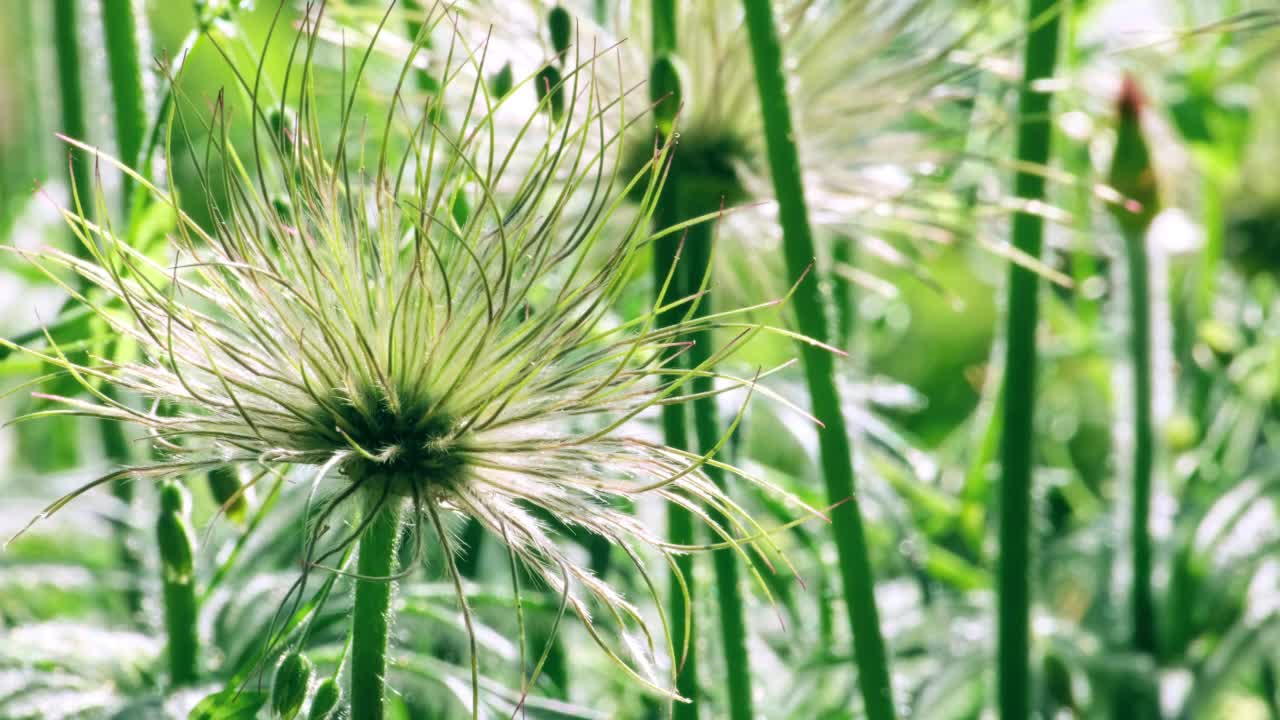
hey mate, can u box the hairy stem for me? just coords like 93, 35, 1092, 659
1124, 220, 1157, 654
101, 390, 142, 618
53, 0, 93, 255
654, 170, 700, 719
739, 2, 895, 718
684, 202, 753, 720
832, 238, 856, 349
157, 482, 199, 685
998, 1, 1062, 718
1109, 74, 1161, 691
97, 0, 152, 618
649, 3, 700, 715
351, 497, 404, 720
651, 0, 677, 54
100, 0, 147, 214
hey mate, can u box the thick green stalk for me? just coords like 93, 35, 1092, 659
100, 0, 147, 214
739, 3, 895, 719
998, 1, 1061, 718
53, 0, 93, 247
683, 201, 753, 720
157, 482, 199, 685
350, 497, 404, 720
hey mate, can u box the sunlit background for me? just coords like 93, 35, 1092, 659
2, 1, 1280, 718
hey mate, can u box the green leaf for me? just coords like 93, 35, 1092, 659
188, 689, 268, 720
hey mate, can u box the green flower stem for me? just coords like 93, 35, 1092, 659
157, 482, 199, 686
653, 171, 700, 720
683, 200, 754, 720
649, 4, 699, 715
100, 0, 147, 214
1108, 77, 1160, 660
1123, 220, 1157, 654
832, 238, 856, 349
101, 389, 143, 617
1195, 173, 1225, 325
1188, 175, 1225, 419
998, 1, 1061, 718
53, 0, 93, 255
651, 0, 677, 54
351, 497, 404, 720
100, 0, 156, 621
739, 3, 895, 719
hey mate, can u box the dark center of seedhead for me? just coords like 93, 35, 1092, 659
306, 385, 465, 495
626, 130, 752, 213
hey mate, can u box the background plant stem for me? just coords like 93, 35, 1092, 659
739, 2, 895, 718
100, 0, 147, 214
53, 0, 145, 618
683, 199, 754, 720
832, 238, 856, 349
157, 482, 199, 685
649, 2, 702, 716
651, 0, 676, 54
653, 171, 700, 719
1125, 222, 1157, 656
351, 499, 404, 720
998, 1, 1061, 718
99, 0, 149, 614
53, 0, 93, 250
160, 566, 199, 685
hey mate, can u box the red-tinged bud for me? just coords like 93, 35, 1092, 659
1107, 74, 1158, 235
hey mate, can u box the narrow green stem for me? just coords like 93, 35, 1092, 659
53, 0, 93, 256
1195, 164, 1226, 324
739, 2, 895, 718
684, 204, 754, 720
1189, 175, 1224, 418
100, 0, 147, 215
961, 386, 1003, 560
351, 497, 404, 720
157, 482, 199, 686
161, 578, 199, 685
832, 238, 856, 349
97, 0, 151, 617
998, 1, 1061, 718
651, 0, 677, 54
649, 4, 698, 708
1109, 75, 1161, 669
1124, 223, 1157, 656
101, 386, 142, 618
654, 172, 701, 720
1263, 661, 1280, 720
10, 0, 42, 201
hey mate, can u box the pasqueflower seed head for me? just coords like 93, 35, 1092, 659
442, 0, 1027, 298
5, 1, 822, 699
